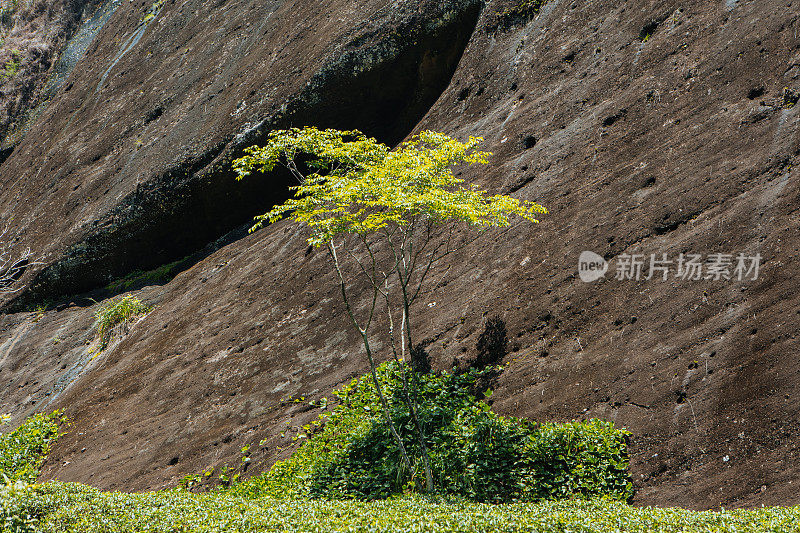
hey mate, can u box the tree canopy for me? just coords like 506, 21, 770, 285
233, 128, 547, 245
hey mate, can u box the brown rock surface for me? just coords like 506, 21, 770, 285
0, 0, 100, 156
0, 0, 799, 510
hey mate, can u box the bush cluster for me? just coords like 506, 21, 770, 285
232, 362, 633, 503
3, 482, 800, 533
0, 412, 65, 532
1, 389, 799, 532
0, 411, 64, 484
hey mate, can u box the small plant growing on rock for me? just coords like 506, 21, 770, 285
93, 294, 150, 350
490, 0, 546, 32
235, 127, 546, 493
31, 303, 48, 322
0, 49, 21, 80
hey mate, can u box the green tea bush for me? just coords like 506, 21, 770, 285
0, 412, 65, 484
3, 482, 800, 533
0, 412, 65, 532
0, 481, 41, 533
232, 363, 632, 503
0, 411, 66, 484
93, 294, 150, 349
0, 409, 798, 532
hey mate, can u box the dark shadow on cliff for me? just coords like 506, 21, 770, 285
3, 0, 483, 312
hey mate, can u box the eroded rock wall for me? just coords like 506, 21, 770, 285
0, 0, 799, 509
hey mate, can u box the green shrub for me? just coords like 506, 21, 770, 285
0, 412, 65, 484
231, 363, 632, 503
1, 49, 21, 81
93, 294, 150, 349
13, 483, 800, 531
3, 481, 800, 533
0, 410, 795, 532
0, 481, 41, 533
0, 412, 63, 532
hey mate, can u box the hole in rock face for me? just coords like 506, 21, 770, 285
638, 20, 659, 41
0, 146, 13, 167
747, 86, 765, 100
602, 109, 626, 128
145, 106, 163, 124
523, 135, 537, 149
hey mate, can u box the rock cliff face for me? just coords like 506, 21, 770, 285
1, 0, 799, 509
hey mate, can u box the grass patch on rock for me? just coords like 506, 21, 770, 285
104, 258, 186, 293
93, 294, 151, 350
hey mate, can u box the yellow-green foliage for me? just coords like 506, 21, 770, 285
3, 482, 800, 532
1, 49, 22, 81
93, 295, 150, 349
234, 128, 547, 247
0, 411, 65, 484
140, 0, 165, 24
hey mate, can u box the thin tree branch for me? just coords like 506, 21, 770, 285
327, 240, 412, 474
0, 223, 42, 295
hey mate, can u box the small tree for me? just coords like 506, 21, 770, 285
234, 127, 546, 492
